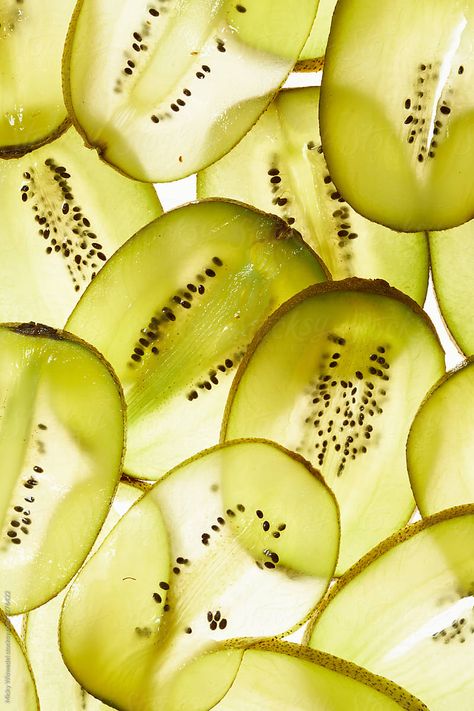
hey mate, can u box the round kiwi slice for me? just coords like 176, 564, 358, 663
0, 0, 75, 158
59, 440, 340, 710
222, 279, 445, 572
430, 224, 474, 355
306, 505, 474, 711
0, 610, 38, 709
296, 0, 337, 71
0, 126, 161, 328
198, 87, 428, 303
66, 200, 327, 480
24, 482, 141, 711
320, 0, 474, 231
161, 640, 428, 710
407, 360, 474, 516
0, 322, 125, 614
63, 0, 319, 182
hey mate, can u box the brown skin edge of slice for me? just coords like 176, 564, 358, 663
0, 117, 71, 160
294, 56, 325, 72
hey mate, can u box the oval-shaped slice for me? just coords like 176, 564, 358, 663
24, 482, 141, 711
0, 127, 161, 328
407, 360, 474, 516
430, 224, 474, 355
307, 505, 474, 711
64, 0, 318, 182
162, 641, 428, 711
0, 0, 75, 157
0, 323, 124, 613
320, 0, 474, 231
223, 279, 445, 572
296, 0, 337, 71
198, 88, 428, 303
0, 611, 38, 709
66, 201, 326, 480
60, 440, 340, 711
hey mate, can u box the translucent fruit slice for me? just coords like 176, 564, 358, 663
430, 224, 474, 354
66, 200, 327, 480
60, 441, 340, 710
320, 0, 474, 231
0, 126, 161, 328
198, 87, 428, 304
307, 505, 474, 711
24, 482, 141, 711
0, 0, 75, 157
0, 611, 38, 709
63, 0, 318, 181
407, 360, 474, 516
223, 279, 445, 572
0, 323, 124, 614
162, 640, 428, 711
296, 0, 337, 71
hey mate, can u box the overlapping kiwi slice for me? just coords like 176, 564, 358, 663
306, 505, 474, 711
0, 610, 38, 709
0, 323, 124, 614
320, 0, 474, 231
66, 200, 327, 480
407, 360, 474, 516
0, 0, 75, 157
223, 279, 445, 572
59, 441, 340, 710
161, 640, 428, 710
296, 0, 337, 71
63, 0, 318, 182
198, 87, 428, 303
0, 126, 161, 328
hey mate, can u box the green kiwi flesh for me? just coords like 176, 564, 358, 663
0, 126, 161, 328
223, 279, 445, 572
307, 505, 474, 711
0, 0, 75, 157
0, 323, 124, 614
198, 88, 428, 304
296, 0, 337, 69
24, 482, 141, 711
64, 0, 319, 182
66, 200, 327, 480
430, 223, 474, 355
161, 640, 428, 711
320, 0, 474, 231
59, 440, 340, 710
407, 360, 474, 516
0, 611, 38, 709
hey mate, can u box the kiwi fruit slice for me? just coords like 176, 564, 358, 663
161, 640, 428, 710
0, 0, 75, 158
0, 322, 124, 614
66, 200, 327, 480
0, 126, 161, 328
198, 87, 428, 304
0, 610, 38, 709
407, 360, 474, 516
24, 482, 141, 710
320, 0, 474, 231
222, 278, 445, 572
59, 440, 340, 710
430, 224, 474, 355
306, 505, 474, 711
63, 0, 318, 182
296, 0, 337, 71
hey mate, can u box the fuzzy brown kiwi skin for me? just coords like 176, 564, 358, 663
0, 117, 71, 160
294, 56, 325, 72
0, 609, 40, 709
61, 1, 321, 183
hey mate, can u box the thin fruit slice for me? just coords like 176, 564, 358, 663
407, 360, 474, 516
0, 0, 74, 157
198, 87, 428, 304
66, 201, 327, 480
307, 505, 474, 711
320, 0, 474, 231
64, 0, 319, 181
0, 126, 161, 328
0, 611, 38, 709
60, 440, 340, 711
24, 482, 141, 711
162, 640, 428, 711
0, 322, 124, 614
223, 279, 445, 572
430, 224, 474, 354
296, 0, 337, 71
